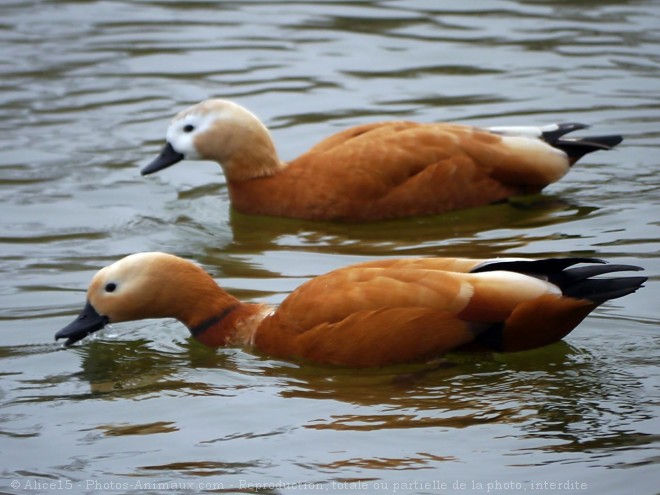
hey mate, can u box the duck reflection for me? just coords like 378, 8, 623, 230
67, 327, 652, 467
224, 194, 597, 257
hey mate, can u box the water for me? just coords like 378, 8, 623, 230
1, 1, 659, 494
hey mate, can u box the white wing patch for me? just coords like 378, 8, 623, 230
487, 124, 560, 138
475, 270, 562, 298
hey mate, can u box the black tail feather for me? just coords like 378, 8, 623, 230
560, 264, 644, 285
471, 258, 646, 306
563, 276, 648, 305
541, 123, 590, 144
471, 258, 602, 276
554, 134, 623, 163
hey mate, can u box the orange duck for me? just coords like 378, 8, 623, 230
141, 99, 622, 221
55, 253, 645, 366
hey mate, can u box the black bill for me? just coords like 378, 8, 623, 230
141, 142, 184, 176
55, 301, 109, 346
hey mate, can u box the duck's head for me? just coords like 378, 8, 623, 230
141, 99, 281, 181
55, 252, 226, 346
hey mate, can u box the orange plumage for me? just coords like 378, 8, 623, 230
141, 99, 623, 221
55, 253, 645, 367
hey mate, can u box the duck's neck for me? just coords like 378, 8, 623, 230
223, 139, 286, 182
186, 301, 271, 348
163, 261, 271, 348
194, 111, 288, 182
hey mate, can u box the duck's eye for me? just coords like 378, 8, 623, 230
183, 124, 195, 133
105, 283, 117, 293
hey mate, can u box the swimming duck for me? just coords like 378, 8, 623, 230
141, 99, 622, 221
55, 253, 645, 366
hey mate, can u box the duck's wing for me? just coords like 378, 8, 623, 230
236, 120, 621, 220
301, 121, 572, 186
280, 123, 570, 220
305, 120, 622, 189
254, 263, 555, 366
347, 257, 484, 273
254, 258, 645, 366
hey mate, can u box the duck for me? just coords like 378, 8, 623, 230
55, 252, 645, 367
141, 99, 622, 221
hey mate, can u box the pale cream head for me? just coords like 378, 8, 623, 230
85, 252, 219, 324
164, 99, 283, 181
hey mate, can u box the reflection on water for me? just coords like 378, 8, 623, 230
26, 335, 656, 483
1, 0, 658, 493
226, 195, 598, 255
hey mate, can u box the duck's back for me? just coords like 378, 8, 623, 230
226, 122, 569, 221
